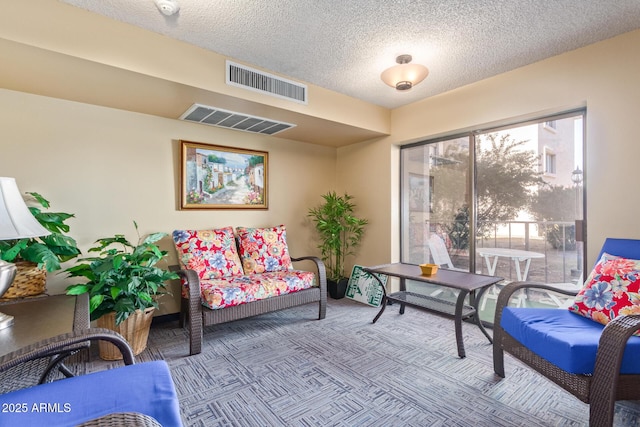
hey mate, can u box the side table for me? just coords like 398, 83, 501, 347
0, 294, 90, 387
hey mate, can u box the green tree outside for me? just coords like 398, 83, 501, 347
430, 133, 543, 249
530, 185, 577, 249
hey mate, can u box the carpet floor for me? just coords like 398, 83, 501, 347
83, 298, 640, 427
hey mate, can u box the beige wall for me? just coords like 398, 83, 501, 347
340, 29, 640, 272
0, 89, 336, 313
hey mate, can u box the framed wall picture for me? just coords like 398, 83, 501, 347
180, 140, 268, 209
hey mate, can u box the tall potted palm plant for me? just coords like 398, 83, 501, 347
308, 191, 368, 299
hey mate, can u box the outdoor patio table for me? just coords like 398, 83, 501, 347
477, 247, 544, 281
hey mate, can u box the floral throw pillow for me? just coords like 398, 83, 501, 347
172, 227, 244, 279
568, 253, 640, 332
235, 225, 293, 274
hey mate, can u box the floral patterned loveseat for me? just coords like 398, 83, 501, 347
172, 225, 327, 355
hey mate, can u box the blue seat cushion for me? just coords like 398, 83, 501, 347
0, 360, 182, 426
501, 307, 640, 375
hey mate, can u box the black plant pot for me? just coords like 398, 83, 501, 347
328, 278, 349, 299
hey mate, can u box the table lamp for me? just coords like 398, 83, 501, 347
0, 177, 51, 330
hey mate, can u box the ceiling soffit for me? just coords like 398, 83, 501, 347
0, 1, 390, 147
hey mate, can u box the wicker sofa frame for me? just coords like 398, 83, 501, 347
175, 255, 327, 355
493, 280, 640, 427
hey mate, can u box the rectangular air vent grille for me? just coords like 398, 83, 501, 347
179, 104, 296, 136
226, 60, 308, 104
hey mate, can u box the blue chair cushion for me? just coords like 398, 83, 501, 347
501, 307, 640, 375
0, 360, 182, 426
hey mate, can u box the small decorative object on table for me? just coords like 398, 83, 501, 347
419, 263, 438, 276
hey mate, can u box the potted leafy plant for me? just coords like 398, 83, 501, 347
0, 192, 80, 299
65, 222, 178, 359
307, 191, 368, 299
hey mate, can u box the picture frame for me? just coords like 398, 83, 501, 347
180, 140, 268, 209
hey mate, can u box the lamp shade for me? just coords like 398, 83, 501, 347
380, 54, 429, 91
0, 177, 50, 240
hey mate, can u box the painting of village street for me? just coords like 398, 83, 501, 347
181, 141, 268, 209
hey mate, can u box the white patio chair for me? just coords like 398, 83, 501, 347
428, 234, 466, 297
481, 273, 583, 311
428, 234, 465, 271
537, 274, 584, 308
480, 281, 512, 311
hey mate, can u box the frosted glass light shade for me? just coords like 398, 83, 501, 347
0, 177, 50, 240
380, 55, 429, 91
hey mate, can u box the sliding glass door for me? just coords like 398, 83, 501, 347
401, 136, 470, 269
400, 111, 585, 319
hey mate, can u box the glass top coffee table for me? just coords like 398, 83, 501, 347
364, 263, 503, 358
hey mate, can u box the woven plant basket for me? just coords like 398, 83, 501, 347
0, 261, 46, 300
96, 307, 155, 360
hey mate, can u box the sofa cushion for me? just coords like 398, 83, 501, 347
198, 270, 316, 310
568, 253, 640, 334
173, 227, 244, 279
0, 361, 182, 426
236, 225, 293, 274
501, 307, 640, 374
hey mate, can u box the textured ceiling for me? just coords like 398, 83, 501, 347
60, 0, 640, 109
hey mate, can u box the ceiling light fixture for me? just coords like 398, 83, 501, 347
154, 0, 180, 16
380, 54, 429, 91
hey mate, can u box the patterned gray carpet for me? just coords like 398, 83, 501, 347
86, 298, 640, 427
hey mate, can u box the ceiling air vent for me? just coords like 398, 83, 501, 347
179, 104, 296, 135
226, 60, 308, 104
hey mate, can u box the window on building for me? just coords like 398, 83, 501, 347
545, 150, 557, 174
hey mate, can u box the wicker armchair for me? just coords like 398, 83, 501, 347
493, 238, 640, 427
0, 328, 181, 426
0, 327, 134, 392
77, 411, 163, 427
